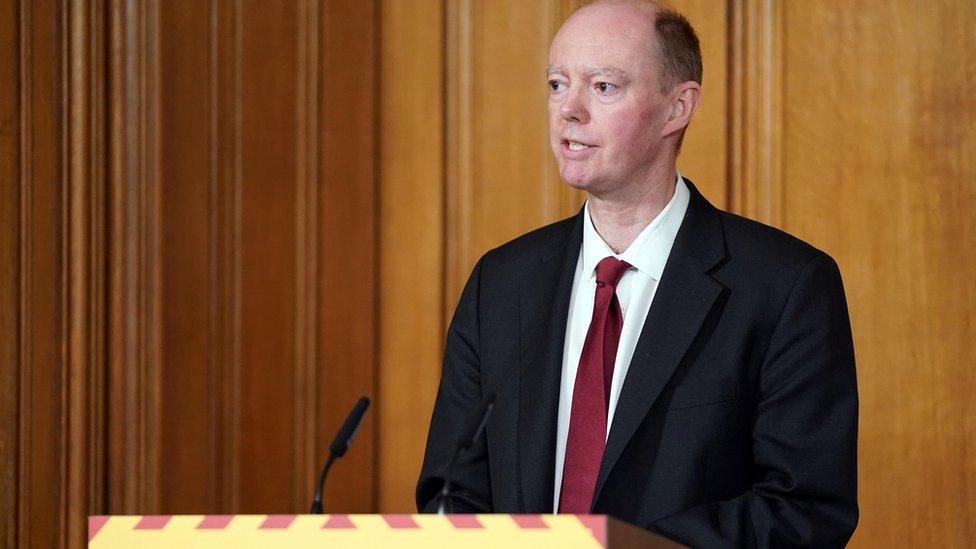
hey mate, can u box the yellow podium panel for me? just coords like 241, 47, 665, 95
88, 514, 610, 548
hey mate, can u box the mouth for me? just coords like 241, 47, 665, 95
561, 139, 596, 152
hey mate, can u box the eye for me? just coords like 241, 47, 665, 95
548, 79, 567, 93
596, 82, 617, 94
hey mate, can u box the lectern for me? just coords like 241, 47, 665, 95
88, 514, 685, 548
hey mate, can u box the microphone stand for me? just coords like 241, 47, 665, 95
436, 393, 495, 514
309, 396, 370, 514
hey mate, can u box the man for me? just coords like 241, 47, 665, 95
417, 0, 858, 546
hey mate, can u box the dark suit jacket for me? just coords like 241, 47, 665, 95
417, 180, 858, 547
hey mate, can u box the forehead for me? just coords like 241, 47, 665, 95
548, 3, 657, 74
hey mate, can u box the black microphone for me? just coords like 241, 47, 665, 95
309, 396, 370, 514
437, 392, 496, 514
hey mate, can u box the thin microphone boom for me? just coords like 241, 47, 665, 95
437, 392, 496, 514
309, 396, 370, 514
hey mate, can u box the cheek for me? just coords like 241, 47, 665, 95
607, 114, 656, 159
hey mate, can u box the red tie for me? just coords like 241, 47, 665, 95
559, 256, 631, 513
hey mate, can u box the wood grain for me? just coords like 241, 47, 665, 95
107, 0, 164, 515
157, 0, 215, 513
776, 2, 976, 546
318, 0, 379, 514
3, 1, 112, 546
66, 0, 106, 545
235, 0, 300, 514
378, 0, 446, 513
20, 1, 67, 546
110, 0, 380, 518
5, 0, 383, 539
209, 0, 242, 514
2, 3, 973, 547
445, 0, 564, 306
728, 0, 782, 224
0, 2, 21, 546
293, 0, 319, 515
667, 0, 730, 209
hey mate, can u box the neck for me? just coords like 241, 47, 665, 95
586, 165, 677, 254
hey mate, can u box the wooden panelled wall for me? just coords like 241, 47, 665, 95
2, 0, 378, 547
1, 1, 973, 548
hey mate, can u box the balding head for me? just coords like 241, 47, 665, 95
563, 0, 702, 94
546, 0, 702, 193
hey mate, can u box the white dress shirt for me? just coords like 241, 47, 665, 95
552, 174, 691, 511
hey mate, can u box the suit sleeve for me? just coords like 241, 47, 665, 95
651, 253, 859, 547
416, 257, 493, 513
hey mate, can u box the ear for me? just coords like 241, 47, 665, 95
662, 81, 702, 137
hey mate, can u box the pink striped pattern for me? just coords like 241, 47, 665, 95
88, 516, 110, 542
383, 515, 420, 529
577, 515, 608, 547
322, 514, 356, 529
134, 516, 172, 529
259, 515, 296, 529
197, 515, 234, 529
447, 515, 484, 528
511, 515, 549, 528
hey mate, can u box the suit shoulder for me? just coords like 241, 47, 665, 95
716, 209, 832, 273
479, 214, 578, 267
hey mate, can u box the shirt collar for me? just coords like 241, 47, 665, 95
581, 172, 691, 282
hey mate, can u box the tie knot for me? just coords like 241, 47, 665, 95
595, 257, 631, 289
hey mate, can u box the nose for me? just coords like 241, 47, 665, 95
559, 85, 589, 124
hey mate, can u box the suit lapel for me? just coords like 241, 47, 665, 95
517, 213, 583, 512
593, 183, 727, 505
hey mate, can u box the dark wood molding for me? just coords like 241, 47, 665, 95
208, 0, 242, 513
65, 0, 108, 545
319, 0, 379, 513
293, 0, 321, 512
728, 0, 783, 225
0, 2, 23, 547
107, 0, 162, 516
4, 0, 381, 539
2, 0, 110, 546
19, 0, 69, 546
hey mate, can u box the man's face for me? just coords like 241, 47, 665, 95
547, 3, 671, 195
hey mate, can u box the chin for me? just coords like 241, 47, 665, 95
561, 177, 591, 192
559, 166, 592, 190
560, 171, 622, 199
563, 178, 589, 191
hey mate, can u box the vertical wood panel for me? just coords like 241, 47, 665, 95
729, 0, 782, 224
209, 0, 241, 513
107, 0, 163, 515
293, 0, 319, 515
776, 2, 975, 546
668, 0, 729, 208
5, 0, 109, 545
5, 2, 972, 546
318, 0, 379, 513
158, 0, 215, 512
5, 0, 385, 540
66, 0, 106, 545
235, 0, 300, 513
0, 1, 21, 545
445, 0, 562, 305
21, 1, 67, 546
110, 0, 381, 517
379, 0, 445, 513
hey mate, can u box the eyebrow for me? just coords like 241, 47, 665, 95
545, 65, 631, 82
